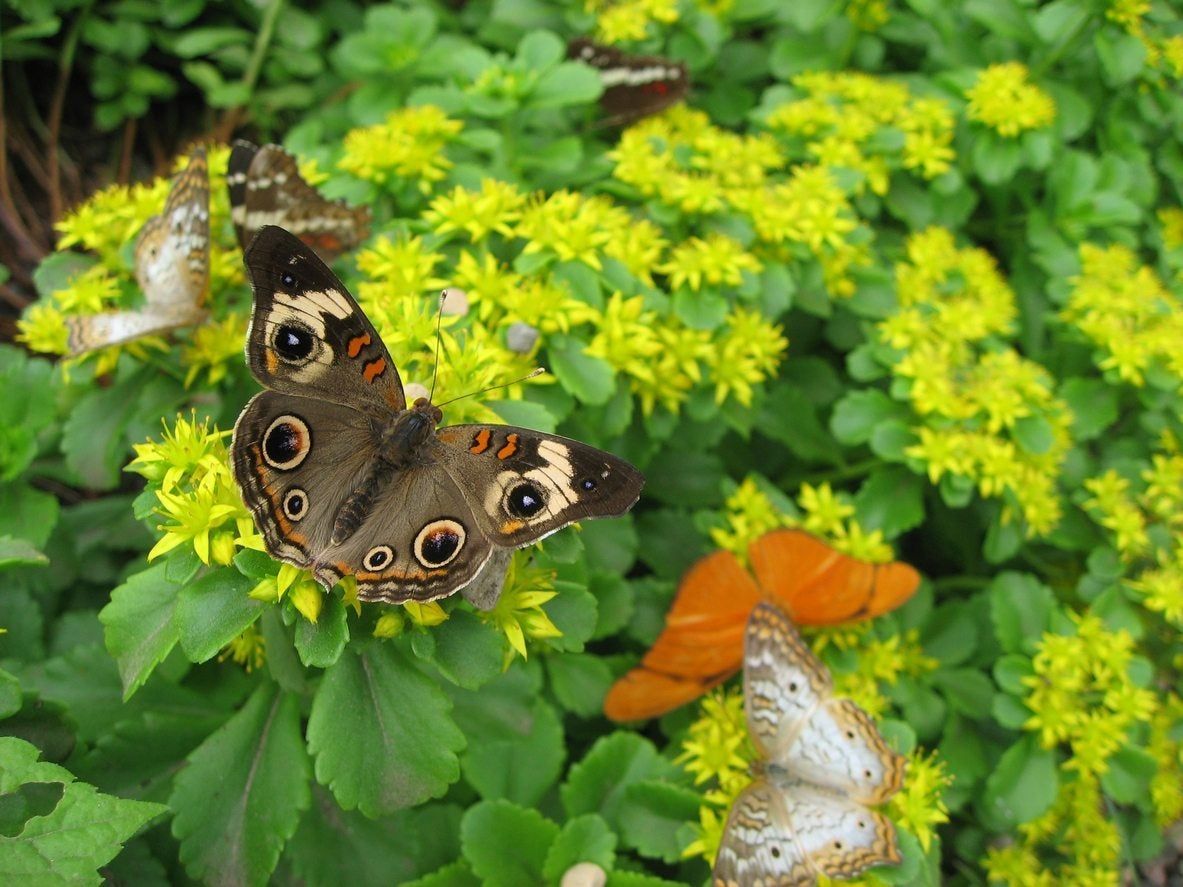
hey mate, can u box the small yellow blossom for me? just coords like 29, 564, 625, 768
710, 477, 793, 561
339, 105, 463, 191
706, 306, 787, 405
404, 601, 449, 627
481, 554, 563, 663
16, 304, 70, 356
423, 179, 525, 242
587, 0, 678, 43
965, 62, 1055, 137
219, 624, 266, 672
659, 234, 762, 292
182, 313, 248, 388
373, 611, 406, 639
1158, 207, 1183, 250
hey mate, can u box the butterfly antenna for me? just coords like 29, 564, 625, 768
428, 290, 447, 402
434, 368, 546, 409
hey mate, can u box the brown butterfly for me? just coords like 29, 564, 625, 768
567, 38, 689, 126
230, 226, 645, 608
713, 602, 905, 886
66, 148, 209, 355
227, 141, 371, 263
604, 530, 921, 721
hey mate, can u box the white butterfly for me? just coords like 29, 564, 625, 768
712, 602, 906, 886
66, 148, 209, 355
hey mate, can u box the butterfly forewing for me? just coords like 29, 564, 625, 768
229, 140, 370, 262
242, 226, 405, 412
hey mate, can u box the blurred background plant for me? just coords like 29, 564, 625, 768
2, 0, 1183, 883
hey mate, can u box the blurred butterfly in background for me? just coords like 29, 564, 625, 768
227, 140, 371, 263
567, 37, 689, 126
712, 602, 905, 886
66, 148, 210, 355
603, 529, 920, 722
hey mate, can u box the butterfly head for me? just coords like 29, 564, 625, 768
412, 396, 444, 425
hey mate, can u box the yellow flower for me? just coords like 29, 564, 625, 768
404, 601, 448, 627
127, 413, 230, 492
965, 62, 1055, 137
888, 752, 950, 853
515, 190, 613, 270
423, 179, 526, 242
710, 478, 792, 560
659, 233, 762, 292
1082, 470, 1149, 559
219, 624, 266, 672
182, 313, 248, 388
706, 307, 787, 405
147, 484, 241, 564
481, 554, 562, 663
373, 611, 405, 639
16, 304, 69, 355
587, 0, 678, 42
339, 105, 463, 191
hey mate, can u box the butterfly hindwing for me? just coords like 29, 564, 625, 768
568, 37, 689, 126
242, 226, 405, 412
67, 148, 209, 354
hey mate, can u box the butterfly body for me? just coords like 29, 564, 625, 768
66, 148, 210, 354
231, 226, 644, 606
712, 603, 904, 887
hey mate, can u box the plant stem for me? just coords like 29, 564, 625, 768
215, 0, 285, 140
48, 7, 89, 221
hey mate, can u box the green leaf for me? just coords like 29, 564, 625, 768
307, 643, 464, 816
294, 593, 349, 668
532, 62, 603, 108
1094, 30, 1145, 86
548, 335, 616, 405
172, 684, 310, 886
831, 389, 906, 445
1012, 415, 1054, 455
542, 813, 616, 882
547, 652, 614, 718
1060, 377, 1118, 441
616, 780, 702, 861
404, 861, 481, 887
0, 536, 47, 569
972, 136, 1022, 185
62, 376, 143, 489
545, 583, 599, 652
989, 572, 1054, 654
0, 668, 20, 719
99, 562, 181, 699
0, 482, 59, 549
854, 466, 925, 536
982, 736, 1058, 827
462, 698, 565, 805
561, 733, 676, 829
0, 737, 166, 884
171, 26, 250, 58
427, 610, 503, 690
460, 799, 558, 887
175, 569, 263, 663
1100, 745, 1157, 805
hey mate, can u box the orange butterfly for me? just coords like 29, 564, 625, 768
603, 529, 921, 722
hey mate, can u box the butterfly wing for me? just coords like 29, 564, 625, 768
242, 226, 405, 412
232, 391, 497, 603
67, 148, 209, 355
746, 602, 906, 805
568, 37, 689, 126
434, 424, 644, 547
230, 141, 370, 262
713, 776, 811, 887
749, 529, 920, 625
603, 549, 762, 722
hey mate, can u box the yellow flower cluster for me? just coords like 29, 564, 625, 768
1106, 0, 1183, 81
845, 0, 890, 31
126, 414, 256, 567
1022, 612, 1157, 775
1061, 242, 1183, 386
987, 612, 1167, 883
1147, 694, 1183, 826
248, 562, 329, 625
584, 0, 678, 43
766, 71, 956, 185
709, 478, 793, 561
1084, 435, 1183, 627
964, 62, 1056, 137
1160, 206, 1183, 250
339, 105, 463, 191
831, 631, 936, 718
881, 228, 1071, 535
